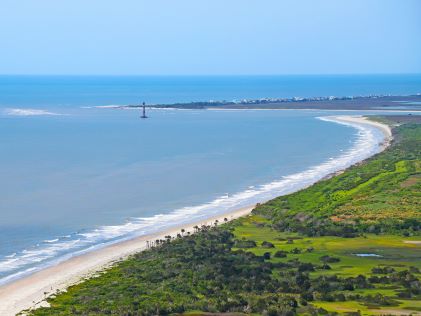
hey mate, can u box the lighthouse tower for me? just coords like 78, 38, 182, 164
140, 102, 148, 119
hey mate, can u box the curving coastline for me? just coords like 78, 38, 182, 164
0, 115, 392, 316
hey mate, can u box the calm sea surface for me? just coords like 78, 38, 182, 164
0, 74, 420, 107
0, 75, 419, 284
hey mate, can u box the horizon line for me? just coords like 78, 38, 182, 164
0, 72, 421, 77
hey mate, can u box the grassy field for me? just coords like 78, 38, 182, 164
230, 115, 421, 315
232, 215, 421, 315
29, 116, 421, 316
233, 216, 421, 277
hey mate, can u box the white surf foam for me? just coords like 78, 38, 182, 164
94, 105, 125, 109
43, 239, 59, 243
4, 108, 63, 116
0, 116, 385, 286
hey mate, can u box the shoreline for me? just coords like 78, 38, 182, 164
329, 115, 393, 149
0, 115, 392, 316
0, 207, 254, 315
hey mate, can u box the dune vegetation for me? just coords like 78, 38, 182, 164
29, 116, 420, 316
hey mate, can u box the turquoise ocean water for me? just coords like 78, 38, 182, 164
0, 75, 420, 284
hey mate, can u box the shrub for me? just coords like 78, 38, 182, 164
263, 252, 271, 260
290, 248, 302, 254
320, 255, 340, 263
234, 239, 257, 248
274, 250, 288, 258
298, 263, 315, 272
371, 266, 395, 274
261, 241, 275, 248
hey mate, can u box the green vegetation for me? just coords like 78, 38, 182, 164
29, 117, 421, 316
256, 121, 420, 237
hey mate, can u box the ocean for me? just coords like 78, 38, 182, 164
1, 74, 421, 107
0, 74, 420, 284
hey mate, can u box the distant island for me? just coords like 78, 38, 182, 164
126, 94, 421, 111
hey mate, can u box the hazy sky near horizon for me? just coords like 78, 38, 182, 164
0, 0, 420, 75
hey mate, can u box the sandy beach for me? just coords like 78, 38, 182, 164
330, 115, 393, 149
0, 207, 253, 315
0, 115, 392, 316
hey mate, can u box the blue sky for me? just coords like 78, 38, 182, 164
0, 0, 420, 75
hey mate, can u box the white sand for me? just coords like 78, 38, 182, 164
0, 115, 393, 316
329, 115, 393, 149
403, 240, 421, 244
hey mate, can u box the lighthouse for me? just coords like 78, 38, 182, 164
140, 102, 148, 119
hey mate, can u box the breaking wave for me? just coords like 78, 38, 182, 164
4, 108, 63, 116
